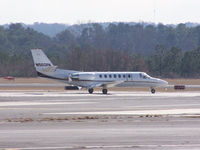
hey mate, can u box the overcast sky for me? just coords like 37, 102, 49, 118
0, 0, 200, 25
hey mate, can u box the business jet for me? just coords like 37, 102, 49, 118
31, 49, 168, 94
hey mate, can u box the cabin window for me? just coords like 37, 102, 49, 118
123, 75, 125, 78
99, 75, 102, 78
109, 74, 112, 78
128, 74, 131, 78
118, 74, 121, 78
114, 74, 116, 78
104, 74, 107, 78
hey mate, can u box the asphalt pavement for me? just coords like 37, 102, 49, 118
0, 91, 200, 150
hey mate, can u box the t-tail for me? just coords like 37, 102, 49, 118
31, 49, 57, 74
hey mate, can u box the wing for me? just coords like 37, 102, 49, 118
87, 80, 124, 89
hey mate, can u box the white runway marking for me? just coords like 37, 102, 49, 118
44, 108, 200, 116
0, 91, 199, 97
6, 144, 200, 150
0, 92, 87, 97
0, 101, 96, 107
123, 104, 200, 108
115, 92, 200, 97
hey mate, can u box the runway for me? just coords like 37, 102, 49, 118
0, 91, 200, 150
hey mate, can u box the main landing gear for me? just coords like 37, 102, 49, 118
88, 88, 94, 94
88, 88, 108, 94
151, 88, 156, 94
102, 89, 108, 94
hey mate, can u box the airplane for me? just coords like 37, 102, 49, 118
31, 49, 168, 94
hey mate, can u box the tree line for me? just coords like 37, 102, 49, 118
0, 23, 199, 78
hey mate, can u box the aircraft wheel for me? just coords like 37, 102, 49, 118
102, 89, 108, 94
151, 88, 155, 94
88, 88, 94, 94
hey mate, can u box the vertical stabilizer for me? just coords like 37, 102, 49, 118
31, 49, 57, 72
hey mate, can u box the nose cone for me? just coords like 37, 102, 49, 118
162, 80, 168, 85
159, 79, 168, 86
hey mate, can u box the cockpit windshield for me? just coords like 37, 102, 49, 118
139, 73, 151, 79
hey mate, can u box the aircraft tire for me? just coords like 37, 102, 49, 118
151, 88, 155, 94
88, 88, 94, 94
102, 89, 108, 94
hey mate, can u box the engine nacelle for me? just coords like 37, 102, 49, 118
71, 73, 95, 81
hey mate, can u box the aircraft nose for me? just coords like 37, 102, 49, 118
160, 79, 168, 85
154, 78, 168, 85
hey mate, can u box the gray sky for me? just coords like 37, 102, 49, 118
0, 0, 200, 25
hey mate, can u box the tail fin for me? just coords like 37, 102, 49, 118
31, 49, 57, 73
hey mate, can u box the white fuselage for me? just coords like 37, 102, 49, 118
69, 71, 168, 88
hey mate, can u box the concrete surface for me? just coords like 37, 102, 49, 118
0, 91, 200, 150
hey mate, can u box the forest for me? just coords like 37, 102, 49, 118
0, 23, 199, 78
